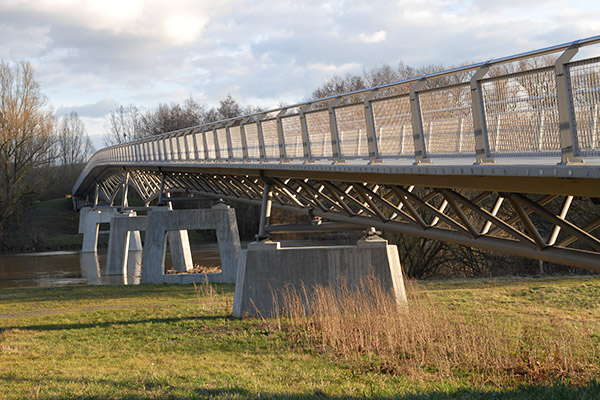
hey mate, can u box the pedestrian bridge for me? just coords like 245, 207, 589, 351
73, 36, 600, 271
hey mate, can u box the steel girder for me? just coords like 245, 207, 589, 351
93, 168, 600, 271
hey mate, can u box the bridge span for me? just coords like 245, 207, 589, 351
74, 36, 600, 271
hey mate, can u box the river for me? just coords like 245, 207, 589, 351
0, 247, 221, 289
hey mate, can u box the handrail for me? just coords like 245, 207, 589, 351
114, 34, 600, 147
74, 35, 600, 196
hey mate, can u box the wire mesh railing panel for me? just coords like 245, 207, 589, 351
282, 115, 303, 159
244, 123, 261, 160
185, 135, 195, 159
459, 117, 475, 153
569, 57, 600, 156
181, 135, 194, 160
194, 132, 205, 160
229, 126, 243, 159
216, 128, 229, 159
420, 84, 475, 155
204, 131, 216, 159
482, 67, 560, 156
177, 136, 186, 160
335, 104, 368, 157
261, 119, 279, 160
372, 96, 414, 156
167, 137, 177, 160
306, 110, 333, 158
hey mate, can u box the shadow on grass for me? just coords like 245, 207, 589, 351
0, 283, 236, 303
0, 315, 230, 333
0, 375, 598, 400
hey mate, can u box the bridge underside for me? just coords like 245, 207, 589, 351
86, 165, 600, 271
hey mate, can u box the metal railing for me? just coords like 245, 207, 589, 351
77, 36, 600, 190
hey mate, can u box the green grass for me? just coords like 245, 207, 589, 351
0, 278, 599, 399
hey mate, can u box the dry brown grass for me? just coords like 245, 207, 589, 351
166, 264, 222, 274
268, 276, 600, 386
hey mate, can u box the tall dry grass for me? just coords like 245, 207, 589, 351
268, 277, 599, 386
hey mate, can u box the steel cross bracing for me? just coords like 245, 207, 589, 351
73, 36, 600, 271
91, 169, 600, 270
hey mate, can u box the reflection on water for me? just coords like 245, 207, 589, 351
0, 248, 220, 288
79, 251, 142, 286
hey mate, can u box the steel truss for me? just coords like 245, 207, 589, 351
94, 168, 600, 271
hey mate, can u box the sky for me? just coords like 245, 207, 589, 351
1, 0, 599, 149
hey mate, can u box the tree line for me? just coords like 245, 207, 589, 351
0, 61, 94, 244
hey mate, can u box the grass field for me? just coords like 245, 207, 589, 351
0, 277, 599, 399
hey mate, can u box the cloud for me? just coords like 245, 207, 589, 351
359, 30, 387, 44
55, 98, 118, 118
1, 0, 599, 140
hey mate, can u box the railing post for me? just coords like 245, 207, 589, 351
327, 97, 344, 163
213, 125, 221, 161
155, 139, 161, 162
470, 64, 495, 164
555, 43, 584, 164
256, 113, 267, 162
364, 89, 382, 164
240, 117, 250, 161
225, 121, 235, 161
298, 104, 313, 162
192, 129, 200, 160
276, 108, 288, 162
163, 137, 170, 161
169, 135, 176, 160
202, 129, 210, 160
180, 132, 189, 160
409, 79, 431, 164
177, 133, 185, 160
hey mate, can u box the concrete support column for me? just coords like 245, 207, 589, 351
81, 207, 119, 253
166, 230, 194, 272
141, 206, 241, 284
232, 236, 407, 318
106, 212, 146, 275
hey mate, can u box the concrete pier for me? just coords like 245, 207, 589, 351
232, 236, 407, 318
141, 205, 241, 284
105, 212, 147, 275
81, 208, 143, 254
81, 207, 119, 252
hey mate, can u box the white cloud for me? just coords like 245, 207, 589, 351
0, 0, 599, 141
55, 98, 119, 118
164, 15, 208, 45
358, 30, 387, 44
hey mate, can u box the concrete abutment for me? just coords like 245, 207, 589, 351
232, 236, 407, 318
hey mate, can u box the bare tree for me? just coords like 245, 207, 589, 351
53, 111, 95, 194
137, 97, 207, 136
103, 105, 142, 146
57, 111, 94, 166
0, 60, 55, 237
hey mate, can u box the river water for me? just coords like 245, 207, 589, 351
0, 248, 221, 289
